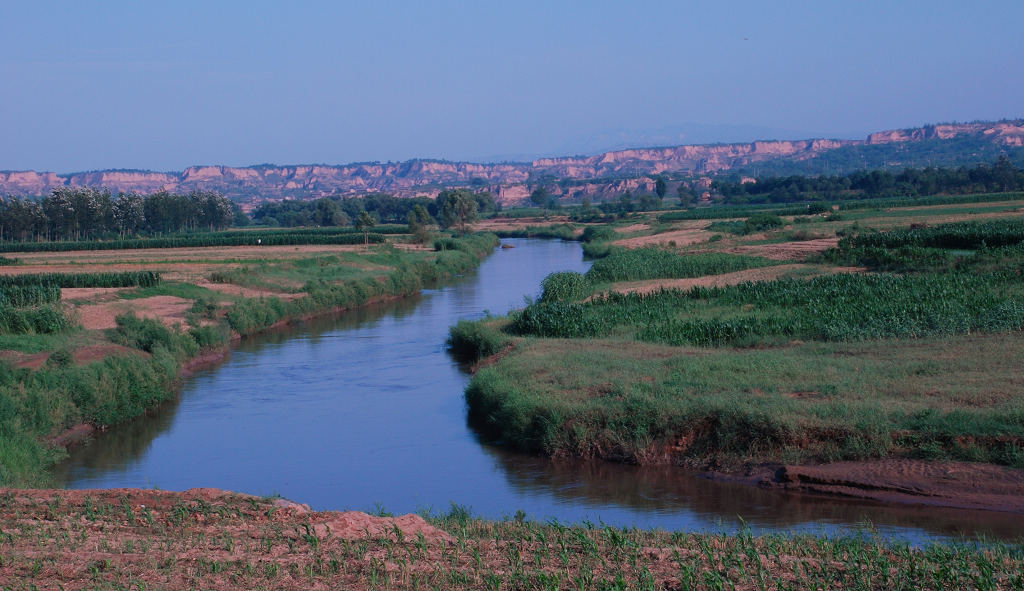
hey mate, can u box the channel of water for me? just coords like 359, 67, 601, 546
56, 238, 1024, 544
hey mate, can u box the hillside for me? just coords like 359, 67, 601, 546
2, 120, 1022, 206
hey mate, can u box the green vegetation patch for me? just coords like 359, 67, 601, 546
465, 335, 1024, 467
0, 347, 180, 486
847, 218, 1024, 250
512, 272, 1024, 346
707, 213, 786, 236
0, 231, 387, 253
0, 284, 62, 307
586, 248, 777, 284
0, 271, 160, 288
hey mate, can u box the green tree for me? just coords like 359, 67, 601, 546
354, 210, 376, 245
407, 204, 435, 245
655, 176, 667, 199
112, 193, 146, 237
437, 189, 478, 234
677, 183, 695, 208
530, 186, 552, 209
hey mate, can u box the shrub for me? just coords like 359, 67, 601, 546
447, 320, 510, 361
111, 314, 198, 360
46, 349, 74, 368
579, 225, 617, 243
540, 272, 592, 303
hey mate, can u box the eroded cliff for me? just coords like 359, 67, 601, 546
2, 120, 1021, 205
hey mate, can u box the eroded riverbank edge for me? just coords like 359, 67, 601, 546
458, 331, 1024, 516
703, 459, 1024, 514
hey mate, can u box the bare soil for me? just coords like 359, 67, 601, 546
61, 287, 131, 303
74, 295, 194, 330
473, 216, 572, 232
0, 488, 455, 589
733, 459, 1024, 514
729, 237, 839, 261
612, 226, 712, 248
2, 486, 1021, 589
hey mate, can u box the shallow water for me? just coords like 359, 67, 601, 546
56, 238, 1024, 544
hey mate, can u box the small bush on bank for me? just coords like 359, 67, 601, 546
540, 272, 592, 303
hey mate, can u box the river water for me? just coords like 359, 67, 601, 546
56, 238, 1024, 544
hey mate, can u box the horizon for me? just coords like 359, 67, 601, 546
3, 2, 1023, 172
6, 116, 1022, 177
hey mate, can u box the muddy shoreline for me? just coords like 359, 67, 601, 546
703, 458, 1024, 514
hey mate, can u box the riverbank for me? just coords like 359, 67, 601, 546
1, 487, 1020, 589
0, 233, 499, 487
453, 205, 1024, 513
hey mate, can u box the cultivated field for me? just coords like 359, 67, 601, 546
1, 487, 1021, 590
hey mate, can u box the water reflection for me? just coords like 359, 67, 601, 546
479, 448, 1024, 542
51, 295, 426, 485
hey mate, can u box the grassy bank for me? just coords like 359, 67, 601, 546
454, 213, 1024, 470
0, 233, 498, 486
1, 488, 1021, 590
462, 334, 1024, 467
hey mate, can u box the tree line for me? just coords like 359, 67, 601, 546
712, 156, 1024, 204
0, 188, 237, 242
249, 191, 498, 228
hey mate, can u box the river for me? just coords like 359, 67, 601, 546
55, 238, 1024, 544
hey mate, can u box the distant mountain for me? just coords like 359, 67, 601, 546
2, 120, 1022, 206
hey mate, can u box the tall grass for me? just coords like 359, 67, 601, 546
0, 305, 70, 335
586, 248, 776, 283
0, 271, 160, 288
512, 272, 1024, 345
0, 347, 180, 485
540, 271, 592, 303
847, 218, 1024, 250
0, 284, 61, 307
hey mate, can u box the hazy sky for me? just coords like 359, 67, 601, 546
2, 1, 1022, 172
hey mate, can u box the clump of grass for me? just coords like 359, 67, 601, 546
579, 225, 618, 243
540, 271, 592, 303
707, 213, 786, 235
447, 319, 510, 362
0, 305, 71, 335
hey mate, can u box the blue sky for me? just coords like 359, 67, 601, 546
2, 1, 1022, 172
